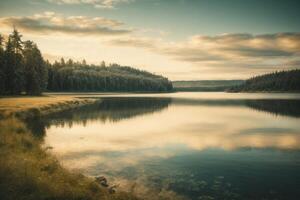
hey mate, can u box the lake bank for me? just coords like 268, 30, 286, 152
1, 92, 300, 200
41, 92, 300, 200
0, 95, 98, 117
0, 95, 138, 200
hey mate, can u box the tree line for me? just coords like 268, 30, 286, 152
47, 60, 173, 92
0, 29, 48, 95
229, 69, 300, 92
0, 29, 173, 95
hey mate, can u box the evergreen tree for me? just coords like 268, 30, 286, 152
60, 58, 65, 66
4, 29, 24, 94
229, 69, 300, 92
0, 29, 173, 95
47, 59, 173, 92
100, 61, 106, 67
0, 34, 5, 94
23, 40, 48, 95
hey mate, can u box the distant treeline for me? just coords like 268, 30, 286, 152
47, 60, 173, 92
0, 29, 173, 95
229, 69, 300, 92
173, 80, 244, 92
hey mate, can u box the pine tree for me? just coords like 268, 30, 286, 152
0, 34, 5, 94
23, 40, 47, 95
100, 61, 106, 67
1, 29, 173, 94
4, 29, 24, 94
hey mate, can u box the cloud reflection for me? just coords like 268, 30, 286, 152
44, 98, 300, 172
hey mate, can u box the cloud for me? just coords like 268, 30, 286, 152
47, 0, 133, 9
285, 59, 300, 67
108, 32, 300, 74
180, 33, 300, 60
0, 12, 131, 36
109, 37, 159, 49
110, 32, 300, 59
1, 11, 299, 78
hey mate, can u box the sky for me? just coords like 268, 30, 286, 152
0, 0, 300, 80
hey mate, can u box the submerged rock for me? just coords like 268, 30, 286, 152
95, 176, 109, 187
109, 185, 117, 194
95, 176, 118, 194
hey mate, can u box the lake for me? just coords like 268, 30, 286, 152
33, 92, 300, 200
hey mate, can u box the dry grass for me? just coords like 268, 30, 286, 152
0, 95, 85, 113
0, 118, 138, 200
0, 95, 138, 200
0, 95, 99, 120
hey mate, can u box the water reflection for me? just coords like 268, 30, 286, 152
25, 97, 172, 137
29, 94, 300, 200
172, 98, 300, 118
246, 99, 300, 117
26, 97, 300, 138
47, 97, 171, 126
24, 114, 47, 138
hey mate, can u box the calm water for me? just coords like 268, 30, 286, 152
34, 92, 300, 200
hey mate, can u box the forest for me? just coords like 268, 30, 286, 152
0, 29, 48, 95
47, 60, 173, 92
0, 29, 173, 95
229, 69, 300, 92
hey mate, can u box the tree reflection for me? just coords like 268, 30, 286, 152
25, 97, 172, 137
24, 97, 300, 139
173, 98, 300, 118
245, 99, 300, 118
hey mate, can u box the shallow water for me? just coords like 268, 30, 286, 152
39, 92, 300, 200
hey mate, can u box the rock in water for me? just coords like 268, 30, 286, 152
109, 185, 117, 194
95, 176, 109, 187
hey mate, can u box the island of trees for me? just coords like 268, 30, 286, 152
0, 29, 173, 95
228, 69, 300, 92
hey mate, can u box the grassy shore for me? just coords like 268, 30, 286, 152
0, 95, 98, 117
0, 95, 138, 200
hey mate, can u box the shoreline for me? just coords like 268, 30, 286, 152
0, 95, 138, 200
0, 95, 98, 118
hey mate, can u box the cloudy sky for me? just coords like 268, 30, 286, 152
0, 0, 300, 80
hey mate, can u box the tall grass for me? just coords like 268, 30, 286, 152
0, 118, 138, 200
